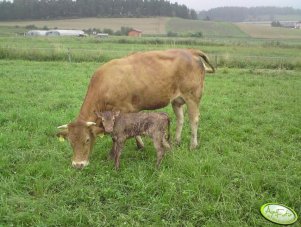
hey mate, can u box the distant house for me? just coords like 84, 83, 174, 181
46, 30, 85, 36
295, 21, 301, 29
27, 30, 48, 36
128, 29, 142, 37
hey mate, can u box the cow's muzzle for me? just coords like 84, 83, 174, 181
72, 160, 89, 169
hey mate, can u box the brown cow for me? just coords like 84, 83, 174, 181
97, 111, 171, 169
57, 49, 214, 169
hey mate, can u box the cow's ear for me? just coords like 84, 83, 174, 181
56, 129, 68, 141
91, 126, 105, 138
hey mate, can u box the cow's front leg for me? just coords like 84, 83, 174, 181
135, 136, 144, 150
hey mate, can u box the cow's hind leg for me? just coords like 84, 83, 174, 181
172, 97, 185, 145
185, 99, 200, 150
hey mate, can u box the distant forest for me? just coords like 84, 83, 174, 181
0, 0, 197, 21
199, 7, 301, 22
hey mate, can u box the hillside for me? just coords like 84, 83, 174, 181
166, 18, 248, 37
0, 17, 169, 35
1, 17, 301, 40
237, 22, 301, 39
0, 17, 248, 38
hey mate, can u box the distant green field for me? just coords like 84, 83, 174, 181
1, 16, 301, 41
0, 34, 300, 70
0, 17, 169, 35
1, 60, 300, 226
167, 18, 248, 38
237, 22, 301, 39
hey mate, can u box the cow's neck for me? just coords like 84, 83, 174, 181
77, 97, 100, 123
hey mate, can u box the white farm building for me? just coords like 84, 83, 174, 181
27, 29, 86, 37
46, 30, 85, 36
27, 30, 48, 36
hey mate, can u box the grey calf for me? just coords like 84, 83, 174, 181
96, 111, 171, 169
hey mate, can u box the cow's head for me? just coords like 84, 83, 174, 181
57, 120, 104, 169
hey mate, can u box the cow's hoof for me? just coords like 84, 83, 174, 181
190, 143, 198, 150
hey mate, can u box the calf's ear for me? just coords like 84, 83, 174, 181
114, 111, 120, 117
90, 126, 105, 138
94, 111, 102, 118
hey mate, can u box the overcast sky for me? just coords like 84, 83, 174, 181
169, 0, 301, 11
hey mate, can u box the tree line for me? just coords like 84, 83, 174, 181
198, 6, 301, 22
0, 0, 197, 21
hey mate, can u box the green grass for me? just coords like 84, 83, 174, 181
0, 60, 300, 226
0, 35, 300, 70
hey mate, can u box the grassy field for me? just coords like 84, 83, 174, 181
236, 22, 301, 39
0, 59, 300, 226
1, 16, 301, 40
167, 18, 248, 38
0, 21, 300, 225
0, 17, 244, 37
0, 34, 300, 70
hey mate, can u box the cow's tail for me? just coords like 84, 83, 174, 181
190, 49, 215, 73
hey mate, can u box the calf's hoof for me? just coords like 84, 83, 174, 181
107, 151, 115, 160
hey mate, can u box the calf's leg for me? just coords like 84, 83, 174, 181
114, 140, 125, 170
108, 137, 116, 160
152, 134, 165, 167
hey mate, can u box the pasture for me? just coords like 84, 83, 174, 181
1, 16, 301, 39
0, 35, 300, 70
236, 22, 301, 39
0, 20, 301, 225
0, 59, 300, 225
0, 17, 169, 35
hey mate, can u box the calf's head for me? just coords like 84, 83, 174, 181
57, 120, 103, 169
96, 111, 120, 133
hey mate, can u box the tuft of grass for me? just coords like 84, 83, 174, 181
0, 60, 300, 226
